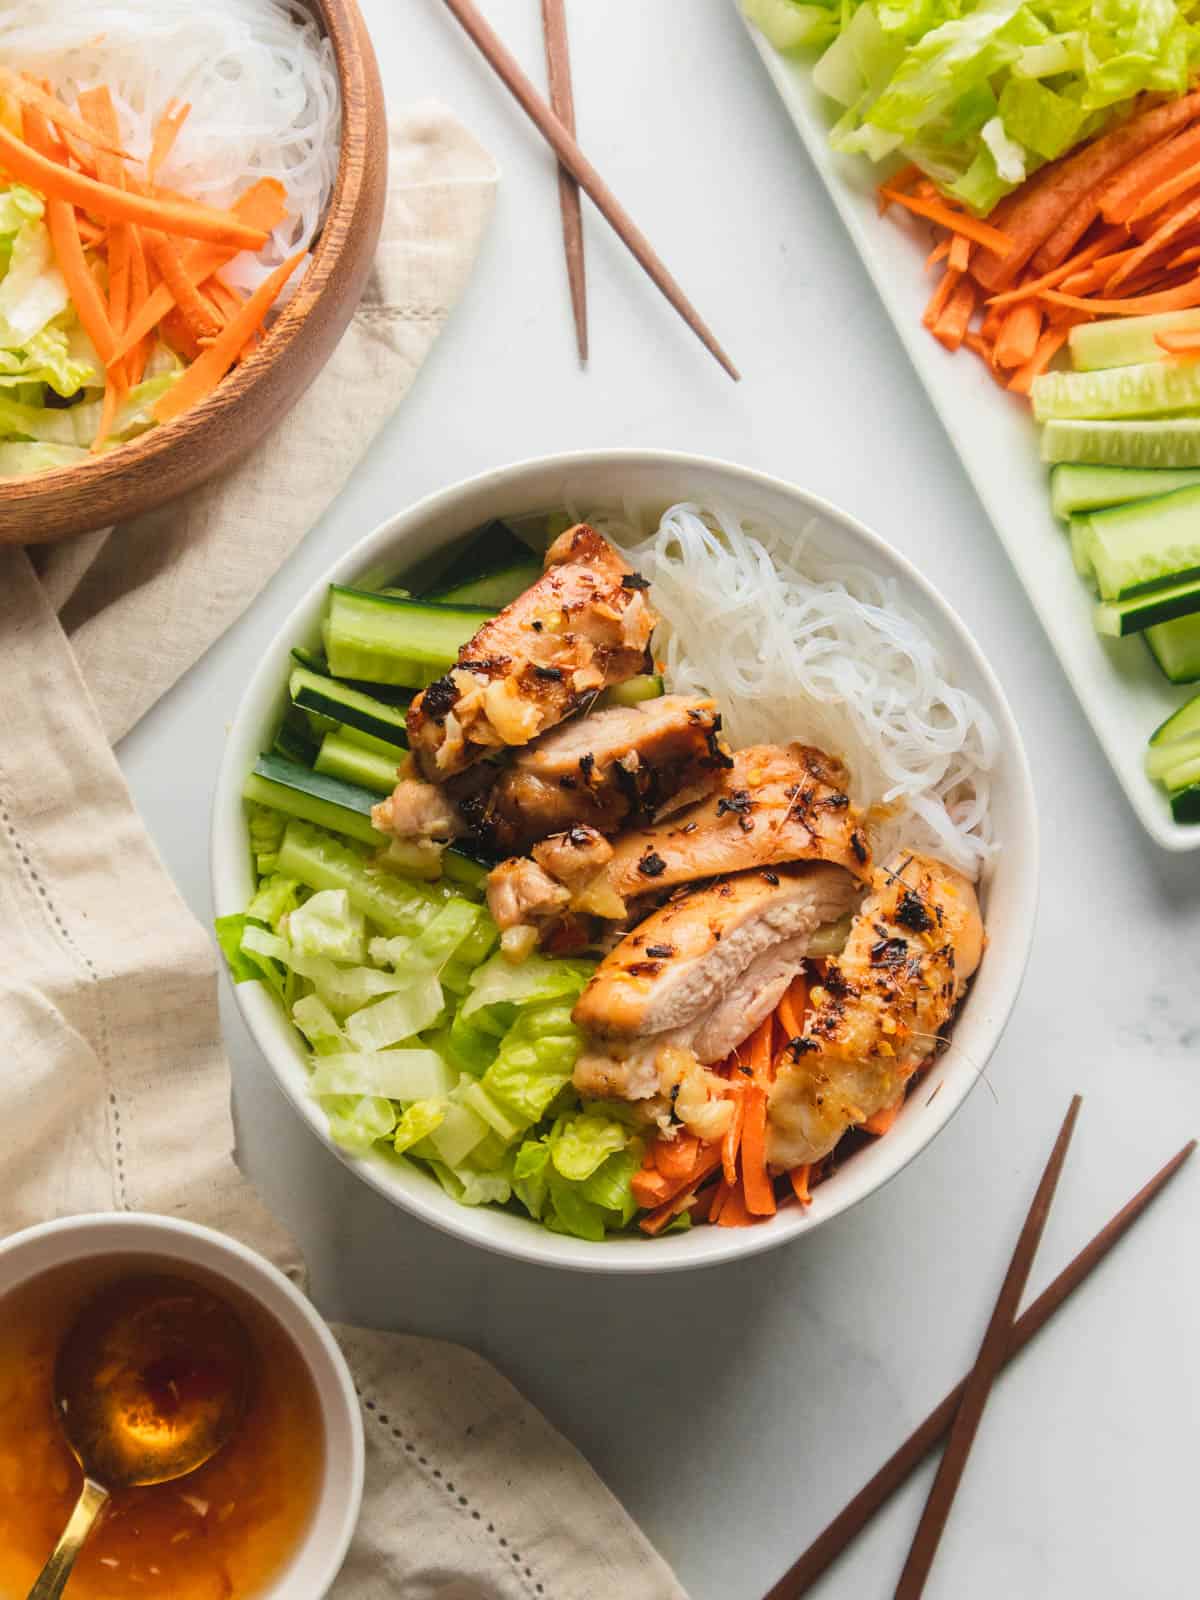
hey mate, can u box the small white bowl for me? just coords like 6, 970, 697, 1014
0, 1212, 363, 1598
212, 450, 1039, 1273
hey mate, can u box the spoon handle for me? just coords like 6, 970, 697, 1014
27, 1478, 109, 1600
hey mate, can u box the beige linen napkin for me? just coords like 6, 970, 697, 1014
0, 103, 687, 1600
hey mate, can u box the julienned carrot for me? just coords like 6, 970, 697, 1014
1157, 330, 1200, 354
740, 1086, 776, 1217
984, 227, 1127, 308
639, 1179, 712, 1236
1042, 279, 1200, 316
923, 266, 961, 329
631, 1166, 669, 1208
0, 123, 268, 251
878, 186, 1014, 256
932, 277, 976, 351
1007, 327, 1070, 395
22, 110, 116, 367
655, 1131, 700, 1180
748, 1015, 774, 1087
948, 234, 970, 274
993, 301, 1041, 369
925, 239, 950, 271
153, 248, 304, 422
709, 1176, 732, 1224
1126, 160, 1200, 225
776, 973, 809, 1042
144, 229, 221, 339
0, 68, 130, 159
1107, 124, 1200, 222
716, 1181, 753, 1228
125, 225, 152, 386
721, 1088, 745, 1187
106, 179, 287, 367
1107, 193, 1200, 292
789, 1165, 812, 1205
148, 100, 191, 183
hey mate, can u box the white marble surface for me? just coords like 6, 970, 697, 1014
118, 3, 1200, 1596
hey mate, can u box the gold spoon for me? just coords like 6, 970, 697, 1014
28, 1273, 253, 1600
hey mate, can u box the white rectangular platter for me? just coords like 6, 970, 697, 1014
738, 7, 1199, 852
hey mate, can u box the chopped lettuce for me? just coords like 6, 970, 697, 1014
218, 808, 648, 1240
748, 0, 1200, 213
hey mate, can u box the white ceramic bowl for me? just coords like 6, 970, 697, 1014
0, 1212, 363, 1597
212, 450, 1038, 1273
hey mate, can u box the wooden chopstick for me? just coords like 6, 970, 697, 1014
766, 1133, 1196, 1600
440, 0, 739, 381
540, 0, 587, 363
894, 1094, 1083, 1598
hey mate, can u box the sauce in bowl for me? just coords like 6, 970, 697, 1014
0, 1256, 324, 1599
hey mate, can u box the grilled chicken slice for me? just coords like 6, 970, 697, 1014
406, 525, 657, 780
572, 863, 861, 1136
461, 694, 727, 854
766, 852, 984, 1171
487, 742, 871, 943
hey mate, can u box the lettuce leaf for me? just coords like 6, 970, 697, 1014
481, 1001, 585, 1127
549, 1113, 628, 1182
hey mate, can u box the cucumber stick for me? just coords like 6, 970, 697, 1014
1050, 463, 1200, 520
1094, 574, 1200, 636
315, 731, 403, 795
1082, 487, 1200, 601
1146, 734, 1200, 782
1069, 310, 1200, 371
290, 665, 409, 746
597, 674, 664, 708
1042, 419, 1200, 468
1068, 517, 1095, 582
1150, 693, 1200, 745
276, 821, 456, 935
1146, 614, 1200, 682
244, 754, 383, 846
428, 562, 540, 608
324, 587, 491, 688
1032, 359, 1200, 423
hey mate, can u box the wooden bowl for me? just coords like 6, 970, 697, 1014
0, 0, 387, 548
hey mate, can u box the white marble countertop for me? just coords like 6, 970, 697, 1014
119, 3, 1200, 1596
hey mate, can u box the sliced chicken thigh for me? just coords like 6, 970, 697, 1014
766, 852, 984, 1171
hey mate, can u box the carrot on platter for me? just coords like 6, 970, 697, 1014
879, 187, 1013, 255
1042, 278, 1200, 316
0, 123, 268, 250
932, 276, 976, 350
993, 301, 1042, 368
1007, 327, 1071, 394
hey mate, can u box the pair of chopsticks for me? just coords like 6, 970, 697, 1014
767, 1097, 1195, 1599
440, 0, 739, 380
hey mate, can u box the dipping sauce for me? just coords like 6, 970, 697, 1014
0, 1257, 324, 1600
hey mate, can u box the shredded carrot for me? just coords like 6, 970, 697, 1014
153, 248, 304, 422
1006, 327, 1070, 395
993, 301, 1042, 368
125, 225, 152, 386
1042, 279, 1200, 316
1157, 330, 1200, 354
776, 973, 809, 1042
932, 276, 976, 351
878, 186, 1014, 256
923, 266, 961, 330
740, 1086, 776, 1217
144, 228, 222, 339
22, 109, 115, 367
748, 1015, 774, 1088
877, 163, 922, 213
655, 1132, 700, 1181
148, 100, 191, 184
1107, 194, 1200, 292
948, 234, 971, 273
716, 1182, 754, 1228
789, 1166, 812, 1205
1098, 126, 1200, 223
925, 238, 951, 271
631, 1167, 669, 1208
721, 1089, 745, 1188
106, 179, 287, 368
0, 69, 130, 159
984, 227, 1127, 308
862, 1097, 904, 1137
0, 123, 268, 250
708, 1176, 732, 1224
639, 1181, 710, 1236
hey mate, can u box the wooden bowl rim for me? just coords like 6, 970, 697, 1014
0, 0, 371, 517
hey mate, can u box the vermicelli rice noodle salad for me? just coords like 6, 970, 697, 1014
220, 503, 997, 1240
0, 0, 340, 477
